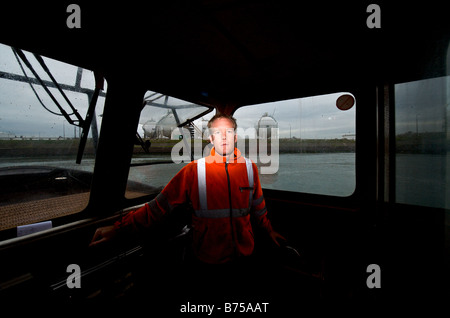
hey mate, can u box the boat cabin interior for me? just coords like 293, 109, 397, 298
0, 0, 449, 312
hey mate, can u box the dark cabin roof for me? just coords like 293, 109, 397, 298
1, 1, 448, 110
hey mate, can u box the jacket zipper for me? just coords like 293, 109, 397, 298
225, 162, 237, 255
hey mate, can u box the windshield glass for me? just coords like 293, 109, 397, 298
0, 43, 106, 238
126, 90, 213, 199
234, 92, 356, 197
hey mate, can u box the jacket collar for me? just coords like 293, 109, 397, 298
206, 147, 245, 164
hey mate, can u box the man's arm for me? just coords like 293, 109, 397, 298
89, 225, 116, 247
89, 163, 195, 247
89, 202, 155, 247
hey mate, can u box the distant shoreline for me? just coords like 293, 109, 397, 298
0, 138, 356, 158
2, 134, 448, 157
0, 133, 450, 160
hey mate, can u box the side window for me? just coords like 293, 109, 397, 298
395, 76, 449, 209
233, 92, 356, 197
126, 91, 213, 199
0, 43, 106, 239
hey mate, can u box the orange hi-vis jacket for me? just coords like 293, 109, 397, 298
115, 147, 274, 264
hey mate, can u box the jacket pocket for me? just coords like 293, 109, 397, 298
239, 186, 254, 192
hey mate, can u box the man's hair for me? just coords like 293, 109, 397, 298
207, 113, 237, 130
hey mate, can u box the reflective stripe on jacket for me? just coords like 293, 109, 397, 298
115, 147, 274, 264
196, 156, 253, 218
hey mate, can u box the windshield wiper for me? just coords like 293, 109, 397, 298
10, 47, 104, 164
12, 48, 84, 127
76, 72, 104, 164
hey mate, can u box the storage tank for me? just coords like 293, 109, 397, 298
142, 111, 178, 139
255, 113, 278, 139
142, 119, 157, 139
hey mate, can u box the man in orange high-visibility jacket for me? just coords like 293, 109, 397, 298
90, 114, 285, 265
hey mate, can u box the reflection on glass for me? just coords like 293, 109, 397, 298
395, 76, 450, 209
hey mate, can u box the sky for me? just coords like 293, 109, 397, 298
233, 93, 356, 139
395, 76, 449, 135
1, 42, 447, 141
138, 92, 357, 140
0, 43, 105, 139
0, 42, 356, 141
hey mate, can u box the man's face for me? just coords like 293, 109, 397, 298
208, 118, 237, 157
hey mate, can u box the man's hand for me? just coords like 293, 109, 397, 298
89, 225, 117, 247
269, 231, 287, 247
